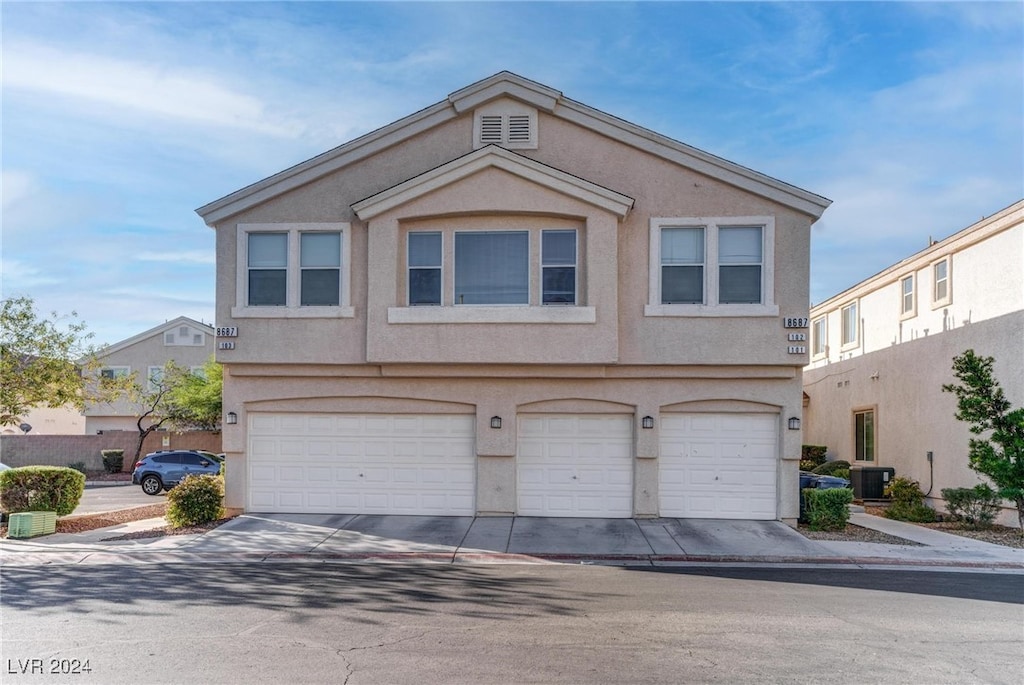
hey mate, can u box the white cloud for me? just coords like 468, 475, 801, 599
0, 258, 63, 293
2, 41, 304, 138
136, 250, 215, 265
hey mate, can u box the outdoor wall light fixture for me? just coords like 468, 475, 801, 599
490, 416, 502, 429
226, 412, 238, 425
641, 416, 655, 429
788, 416, 801, 431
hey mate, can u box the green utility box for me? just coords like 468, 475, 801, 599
7, 511, 58, 538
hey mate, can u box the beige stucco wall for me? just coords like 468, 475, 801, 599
207, 87, 823, 523
217, 368, 805, 520
84, 321, 215, 430
7, 406, 86, 435
804, 310, 1023, 526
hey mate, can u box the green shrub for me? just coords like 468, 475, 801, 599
67, 461, 87, 474
100, 449, 125, 473
800, 444, 828, 471
883, 476, 936, 522
942, 484, 1002, 529
0, 466, 86, 516
166, 474, 224, 528
803, 487, 853, 531
812, 460, 851, 476
833, 468, 851, 481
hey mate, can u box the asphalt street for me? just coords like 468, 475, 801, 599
2, 563, 1021, 684
71, 484, 156, 516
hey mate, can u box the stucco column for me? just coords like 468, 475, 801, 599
633, 408, 660, 517
475, 402, 516, 515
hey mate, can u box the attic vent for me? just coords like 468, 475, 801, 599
473, 105, 538, 150
164, 333, 175, 345
193, 334, 203, 345
179, 326, 189, 337
480, 115, 503, 144
507, 115, 531, 143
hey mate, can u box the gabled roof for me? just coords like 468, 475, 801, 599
97, 316, 214, 358
197, 71, 831, 225
352, 145, 635, 220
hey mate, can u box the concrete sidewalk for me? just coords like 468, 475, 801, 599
2, 512, 1022, 570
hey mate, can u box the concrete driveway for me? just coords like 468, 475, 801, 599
182, 513, 831, 559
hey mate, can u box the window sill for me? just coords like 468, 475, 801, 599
644, 303, 779, 318
231, 306, 355, 319
388, 306, 596, 324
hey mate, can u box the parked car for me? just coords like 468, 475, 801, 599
132, 450, 222, 495
0, 462, 10, 472
194, 450, 225, 463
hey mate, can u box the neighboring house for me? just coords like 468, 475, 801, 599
84, 316, 216, 433
804, 200, 1024, 526
196, 72, 830, 522
1, 406, 85, 435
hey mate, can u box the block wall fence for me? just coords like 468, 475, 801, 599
0, 431, 223, 471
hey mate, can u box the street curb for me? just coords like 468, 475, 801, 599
2, 549, 1023, 571
84, 481, 133, 489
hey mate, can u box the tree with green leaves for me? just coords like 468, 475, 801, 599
942, 349, 1024, 530
0, 296, 104, 427
118, 360, 222, 463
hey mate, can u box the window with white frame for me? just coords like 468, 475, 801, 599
932, 258, 951, 305
854, 409, 875, 462
900, 275, 915, 316
647, 216, 776, 316
406, 228, 579, 308
236, 223, 352, 317
100, 366, 130, 380
455, 231, 529, 304
812, 316, 827, 356
542, 230, 577, 304
147, 366, 164, 392
841, 302, 858, 347
408, 232, 442, 305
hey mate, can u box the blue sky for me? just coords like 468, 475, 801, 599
2, 2, 1021, 346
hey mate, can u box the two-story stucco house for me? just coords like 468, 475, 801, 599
804, 200, 1023, 525
85, 316, 216, 433
197, 72, 830, 523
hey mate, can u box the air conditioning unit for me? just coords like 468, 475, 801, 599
850, 467, 895, 500
7, 511, 57, 538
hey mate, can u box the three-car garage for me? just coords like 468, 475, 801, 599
246, 411, 781, 520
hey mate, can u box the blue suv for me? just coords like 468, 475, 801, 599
132, 450, 221, 495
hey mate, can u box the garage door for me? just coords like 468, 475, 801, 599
517, 414, 633, 517
248, 413, 476, 515
660, 413, 777, 519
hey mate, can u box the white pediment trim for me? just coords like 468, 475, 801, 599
351, 145, 635, 220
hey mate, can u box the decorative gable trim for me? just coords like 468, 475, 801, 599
198, 71, 830, 226
95, 316, 214, 359
351, 145, 634, 221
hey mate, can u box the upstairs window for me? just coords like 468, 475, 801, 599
147, 366, 164, 392
300, 232, 341, 306
718, 226, 762, 304
455, 231, 529, 305
248, 233, 287, 306
932, 258, 951, 306
647, 216, 775, 316
900, 275, 915, 316
542, 230, 577, 305
812, 317, 826, 357
100, 366, 130, 380
236, 223, 352, 317
408, 232, 442, 306
661, 227, 704, 304
841, 302, 858, 347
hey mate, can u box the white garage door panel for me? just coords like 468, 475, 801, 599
660, 413, 778, 520
248, 414, 475, 515
517, 414, 633, 518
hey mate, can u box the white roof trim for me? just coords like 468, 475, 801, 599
96, 316, 214, 359
352, 145, 635, 220
198, 71, 830, 226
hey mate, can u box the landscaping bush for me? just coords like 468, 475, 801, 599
0, 466, 86, 516
800, 444, 828, 471
67, 461, 87, 474
100, 449, 125, 473
883, 476, 936, 522
812, 460, 851, 476
942, 484, 1002, 529
166, 474, 224, 529
803, 487, 853, 531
